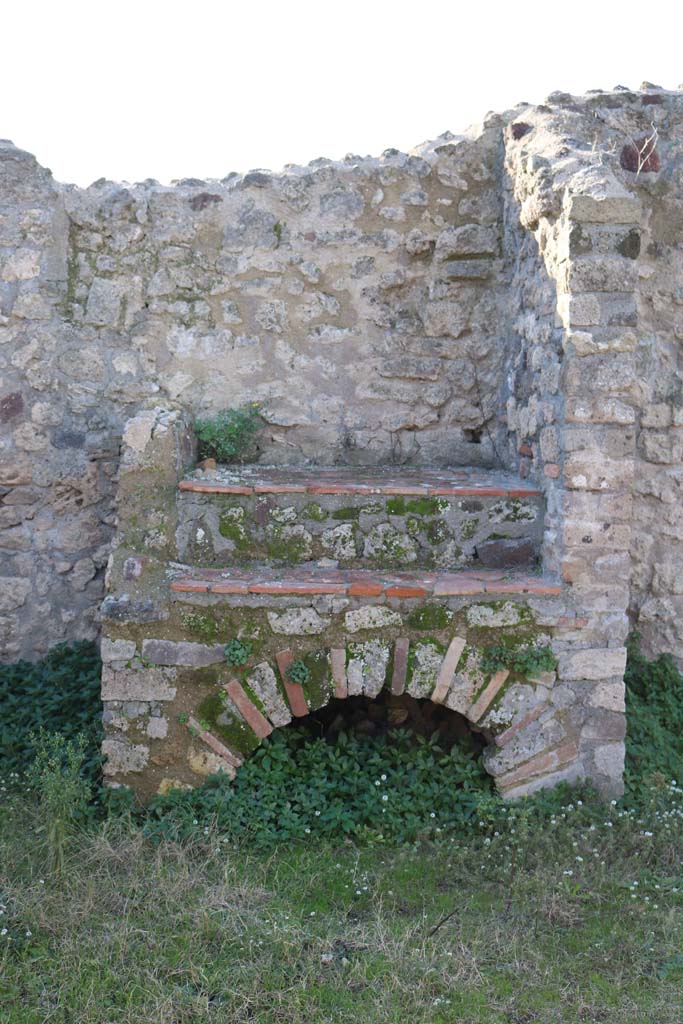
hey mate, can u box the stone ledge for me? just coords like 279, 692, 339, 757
170, 567, 562, 598
179, 465, 543, 499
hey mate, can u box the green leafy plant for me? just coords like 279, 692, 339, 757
143, 727, 493, 849
481, 641, 557, 678
0, 641, 102, 785
624, 632, 683, 798
194, 405, 261, 463
28, 730, 93, 874
287, 659, 310, 686
224, 639, 253, 667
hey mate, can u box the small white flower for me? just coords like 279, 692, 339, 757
382, 794, 388, 802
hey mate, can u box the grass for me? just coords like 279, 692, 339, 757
3, 783, 683, 1022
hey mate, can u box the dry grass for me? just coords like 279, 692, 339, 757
2, 795, 683, 1023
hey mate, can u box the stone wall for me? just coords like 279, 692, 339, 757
0, 122, 514, 661
3, 85, 683, 674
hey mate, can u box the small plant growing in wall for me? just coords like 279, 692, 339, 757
481, 641, 557, 678
287, 659, 310, 686
194, 404, 262, 463
224, 639, 253, 667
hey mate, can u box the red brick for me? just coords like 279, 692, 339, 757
518, 442, 533, 457
431, 636, 466, 704
253, 484, 308, 494
206, 581, 251, 594
391, 637, 409, 695
556, 615, 589, 629
497, 739, 579, 792
346, 580, 381, 596
495, 704, 546, 748
433, 576, 486, 596
432, 486, 506, 497
171, 579, 215, 593
224, 680, 273, 739
467, 669, 510, 723
187, 716, 243, 767
384, 585, 428, 598
306, 484, 350, 494
179, 481, 253, 495
488, 578, 562, 595
380, 485, 429, 495
248, 581, 347, 595
506, 486, 542, 497
275, 649, 309, 717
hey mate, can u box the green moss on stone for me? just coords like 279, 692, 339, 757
406, 516, 421, 537
241, 680, 267, 716
407, 603, 453, 631
385, 497, 407, 516
195, 690, 260, 757
331, 506, 361, 520
386, 496, 448, 517
218, 513, 252, 551
460, 519, 478, 541
265, 528, 311, 563
303, 503, 327, 521
300, 650, 333, 710
489, 499, 536, 523
425, 519, 451, 544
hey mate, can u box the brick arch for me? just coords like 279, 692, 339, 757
185, 636, 553, 788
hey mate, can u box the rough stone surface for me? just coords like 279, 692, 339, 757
345, 606, 402, 633
267, 608, 330, 635
245, 662, 292, 727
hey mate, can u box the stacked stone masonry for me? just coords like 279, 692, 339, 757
4, 82, 683, 799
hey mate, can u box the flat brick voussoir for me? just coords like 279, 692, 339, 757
187, 717, 243, 767
431, 636, 467, 704
467, 670, 510, 723
496, 739, 580, 793
275, 648, 309, 717
224, 679, 273, 739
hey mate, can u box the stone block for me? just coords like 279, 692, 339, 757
345, 606, 402, 633
476, 537, 535, 569
102, 738, 149, 775
347, 640, 390, 698
100, 637, 137, 663
567, 193, 641, 224
0, 576, 30, 612
245, 662, 292, 727
566, 257, 637, 293
101, 665, 177, 702
466, 601, 522, 628
558, 647, 627, 681
141, 639, 225, 667
267, 608, 330, 634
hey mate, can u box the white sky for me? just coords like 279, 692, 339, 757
3, 0, 681, 186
